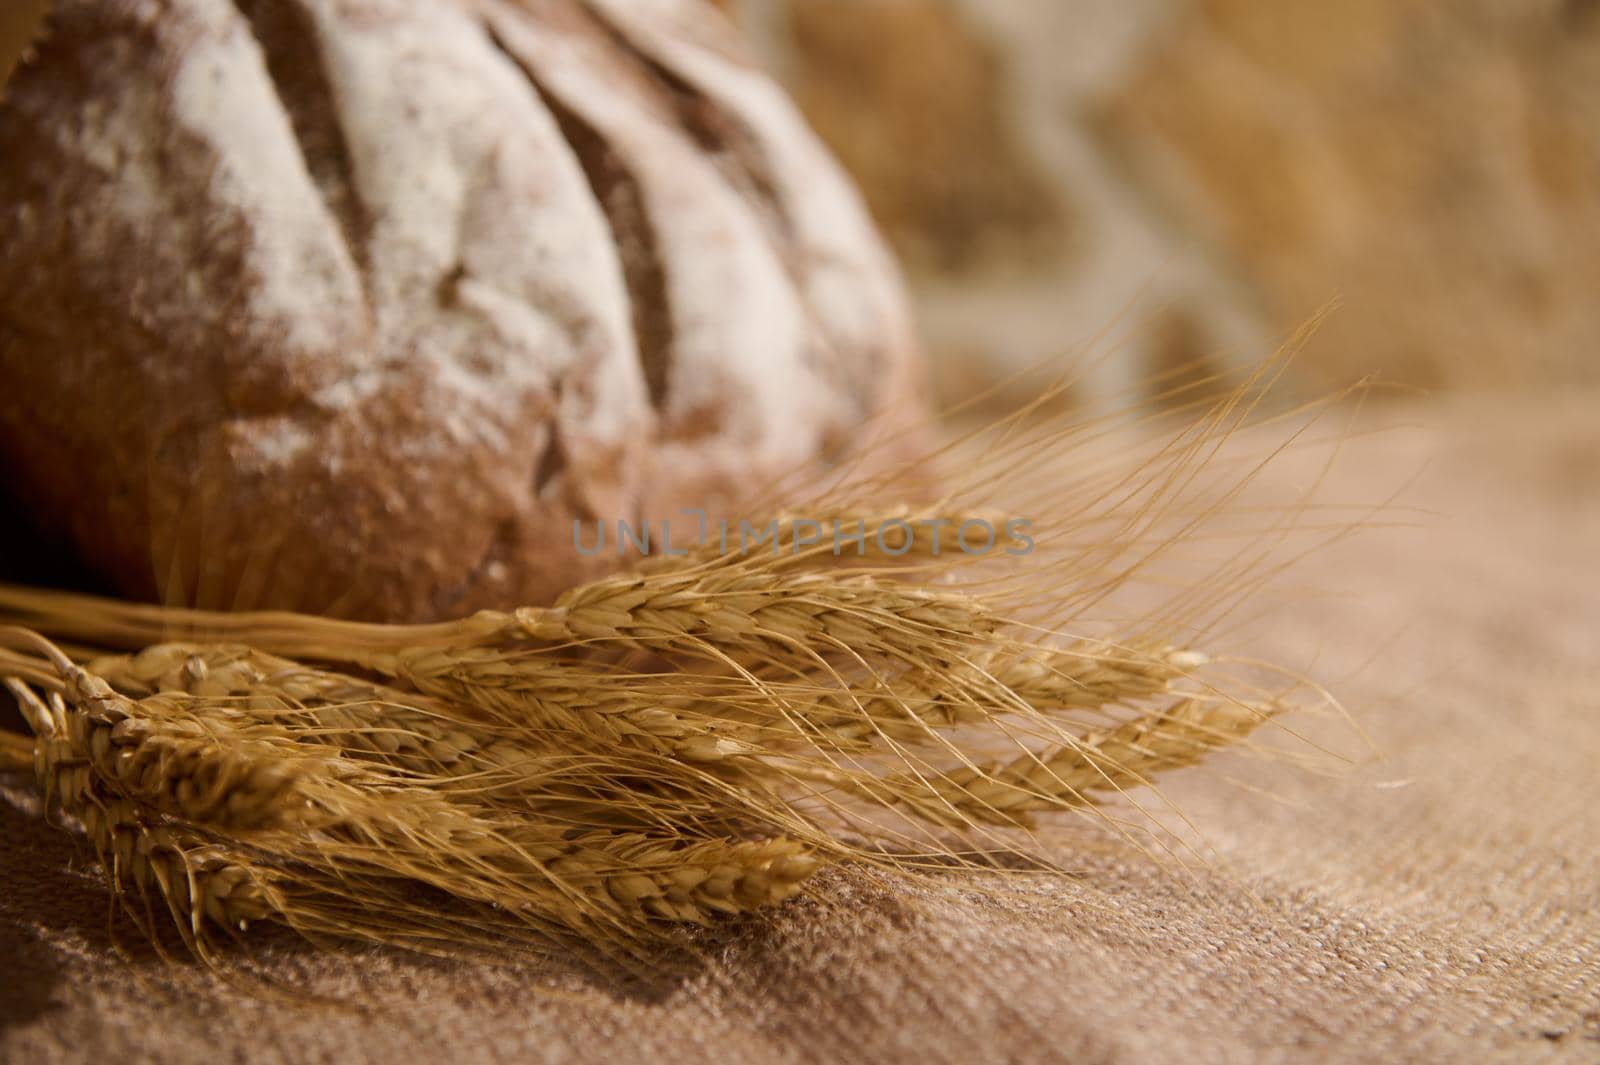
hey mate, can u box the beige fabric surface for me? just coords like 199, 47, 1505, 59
2, 397, 1597, 1063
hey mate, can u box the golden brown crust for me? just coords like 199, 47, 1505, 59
0, 0, 929, 622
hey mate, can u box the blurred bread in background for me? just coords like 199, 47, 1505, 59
721, 0, 1600, 408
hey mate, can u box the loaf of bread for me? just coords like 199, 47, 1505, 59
0, 0, 928, 621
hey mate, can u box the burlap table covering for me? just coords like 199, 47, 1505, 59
2, 397, 1596, 1063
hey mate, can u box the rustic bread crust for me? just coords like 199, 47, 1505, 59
0, 0, 928, 621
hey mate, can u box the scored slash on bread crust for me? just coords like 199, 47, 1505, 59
0, 0, 931, 623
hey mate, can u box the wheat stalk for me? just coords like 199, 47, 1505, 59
0, 566, 996, 677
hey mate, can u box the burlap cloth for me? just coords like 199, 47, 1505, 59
2, 397, 1596, 1064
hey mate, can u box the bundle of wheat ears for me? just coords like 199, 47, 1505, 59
0, 362, 1351, 972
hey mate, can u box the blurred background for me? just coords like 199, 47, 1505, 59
717, 0, 1600, 410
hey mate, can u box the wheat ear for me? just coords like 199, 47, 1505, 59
6, 677, 283, 938
867, 697, 1276, 829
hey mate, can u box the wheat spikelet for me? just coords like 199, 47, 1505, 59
517, 832, 819, 925
87, 643, 527, 775
80, 798, 283, 934
866, 698, 1275, 829
7, 660, 337, 832
80, 706, 333, 833
987, 644, 1206, 710
388, 653, 763, 764
500, 568, 997, 669
6, 677, 284, 938
751, 642, 1199, 750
